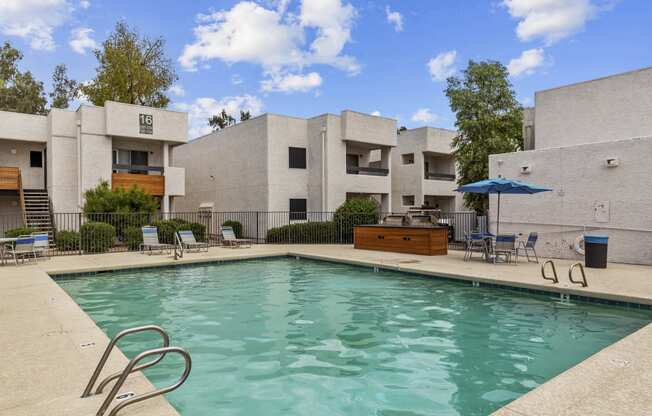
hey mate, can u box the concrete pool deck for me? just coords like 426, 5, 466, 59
1, 245, 650, 416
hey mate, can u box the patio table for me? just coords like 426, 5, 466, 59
0, 237, 18, 266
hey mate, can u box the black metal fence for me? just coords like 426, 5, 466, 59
0, 211, 481, 256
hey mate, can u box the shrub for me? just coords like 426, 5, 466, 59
83, 181, 159, 214
266, 221, 337, 244
124, 226, 143, 251
179, 222, 207, 242
55, 230, 80, 251
222, 220, 242, 238
151, 219, 178, 244
80, 222, 116, 253
333, 197, 380, 241
4, 227, 38, 238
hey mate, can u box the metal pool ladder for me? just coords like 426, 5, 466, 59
81, 325, 192, 416
541, 260, 558, 283
174, 232, 184, 260
568, 262, 588, 287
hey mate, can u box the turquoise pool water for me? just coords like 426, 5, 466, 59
58, 258, 651, 416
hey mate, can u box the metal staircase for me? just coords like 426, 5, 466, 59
22, 189, 55, 245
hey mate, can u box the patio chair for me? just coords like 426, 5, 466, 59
140, 226, 173, 255
464, 232, 487, 261
494, 234, 517, 264
177, 230, 209, 252
4, 235, 37, 265
32, 232, 50, 259
517, 232, 539, 263
221, 226, 253, 248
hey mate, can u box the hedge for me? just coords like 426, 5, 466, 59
222, 220, 242, 238
178, 222, 207, 242
55, 230, 80, 251
123, 226, 143, 251
266, 221, 337, 244
151, 219, 207, 244
80, 222, 116, 253
4, 227, 38, 238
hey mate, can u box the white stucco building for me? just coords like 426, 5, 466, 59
0, 101, 186, 231
173, 110, 396, 214
391, 127, 462, 212
490, 66, 652, 265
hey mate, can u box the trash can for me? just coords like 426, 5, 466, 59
585, 235, 608, 268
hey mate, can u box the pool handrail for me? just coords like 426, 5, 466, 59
568, 262, 588, 287
541, 260, 559, 283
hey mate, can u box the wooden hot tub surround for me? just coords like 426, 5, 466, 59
354, 225, 448, 256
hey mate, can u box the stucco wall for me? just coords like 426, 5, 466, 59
104, 101, 187, 144
0, 140, 46, 189
341, 110, 397, 147
0, 110, 47, 143
489, 137, 652, 265
534, 67, 652, 149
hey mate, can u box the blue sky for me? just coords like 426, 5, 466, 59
1, 0, 650, 137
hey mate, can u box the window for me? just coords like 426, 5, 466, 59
289, 198, 307, 220
401, 153, 414, 165
289, 147, 306, 169
402, 195, 415, 206
30, 151, 43, 168
112, 149, 149, 174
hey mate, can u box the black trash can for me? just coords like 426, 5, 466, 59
585, 235, 608, 268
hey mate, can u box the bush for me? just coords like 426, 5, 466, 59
83, 181, 159, 214
80, 222, 116, 253
266, 221, 337, 244
179, 222, 207, 242
124, 226, 143, 251
151, 219, 180, 244
222, 220, 242, 238
55, 230, 80, 251
4, 227, 38, 238
333, 197, 380, 241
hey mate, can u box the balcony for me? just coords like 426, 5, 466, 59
424, 172, 456, 181
0, 167, 20, 191
111, 164, 164, 196
346, 166, 389, 176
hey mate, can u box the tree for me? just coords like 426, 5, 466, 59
0, 42, 47, 114
445, 60, 523, 213
397, 126, 407, 134
208, 109, 236, 130
240, 110, 251, 121
81, 21, 177, 108
83, 181, 159, 214
50, 64, 78, 109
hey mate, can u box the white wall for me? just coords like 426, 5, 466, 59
104, 101, 187, 144
534, 67, 652, 149
0, 110, 47, 143
489, 137, 652, 265
0, 140, 46, 189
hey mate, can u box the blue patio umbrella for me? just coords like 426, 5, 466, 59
455, 177, 552, 235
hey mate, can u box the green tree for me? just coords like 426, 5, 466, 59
0, 42, 47, 114
83, 181, 159, 214
208, 109, 236, 130
239, 110, 251, 121
81, 21, 177, 108
50, 64, 78, 109
445, 60, 523, 213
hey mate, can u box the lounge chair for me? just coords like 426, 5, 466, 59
517, 232, 539, 263
464, 232, 487, 261
494, 234, 517, 264
140, 226, 173, 255
32, 232, 50, 259
177, 230, 209, 252
4, 235, 37, 265
221, 226, 252, 248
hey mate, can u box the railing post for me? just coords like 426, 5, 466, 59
78, 212, 82, 255
256, 211, 260, 243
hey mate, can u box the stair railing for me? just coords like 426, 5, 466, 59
17, 168, 27, 226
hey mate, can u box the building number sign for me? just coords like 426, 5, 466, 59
139, 114, 153, 134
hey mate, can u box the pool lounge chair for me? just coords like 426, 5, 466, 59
177, 230, 209, 252
221, 226, 253, 248
32, 232, 50, 259
517, 232, 539, 263
4, 235, 37, 265
140, 226, 173, 255
494, 234, 517, 264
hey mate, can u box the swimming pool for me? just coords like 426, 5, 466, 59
58, 258, 651, 415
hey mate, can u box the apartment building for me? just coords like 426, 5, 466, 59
173, 110, 396, 215
0, 101, 186, 230
391, 127, 462, 212
490, 66, 652, 264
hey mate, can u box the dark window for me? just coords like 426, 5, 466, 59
289, 198, 307, 220
401, 153, 414, 164
129, 151, 148, 174
30, 151, 43, 168
289, 147, 306, 169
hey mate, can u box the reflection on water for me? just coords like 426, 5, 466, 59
59, 258, 651, 416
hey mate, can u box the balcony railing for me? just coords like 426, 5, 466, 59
112, 171, 165, 196
112, 164, 164, 174
346, 166, 389, 176
0, 167, 20, 191
425, 172, 456, 181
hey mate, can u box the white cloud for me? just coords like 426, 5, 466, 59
69, 27, 98, 54
385, 6, 403, 32
179, 0, 360, 82
231, 74, 244, 85
168, 84, 186, 97
502, 0, 607, 45
0, 0, 73, 50
174, 95, 264, 138
371, 110, 381, 116
79, 0, 90, 9
427, 50, 457, 82
508, 48, 545, 77
261, 72, 322, 93
411, 108, 438, 124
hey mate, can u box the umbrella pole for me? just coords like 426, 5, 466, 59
496, 192, 501, 236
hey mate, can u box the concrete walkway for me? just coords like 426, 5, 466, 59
1, 245, 650, 416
